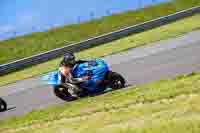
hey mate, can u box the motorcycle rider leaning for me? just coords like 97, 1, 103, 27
59, 53, 90, 97
59, 53, 90, 83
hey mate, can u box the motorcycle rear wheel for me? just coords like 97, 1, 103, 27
0, 98, 7, 112
106, 71, 126, 90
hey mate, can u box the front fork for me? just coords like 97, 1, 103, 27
62, 83, 83, 97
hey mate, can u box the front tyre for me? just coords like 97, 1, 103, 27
0, 98, 7, 112
107, 71, 126, 90
53, 85, 74, 101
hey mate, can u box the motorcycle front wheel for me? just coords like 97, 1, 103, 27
0, 98, 7, 112
53, 85, 79, 101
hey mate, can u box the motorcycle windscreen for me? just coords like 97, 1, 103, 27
42, 71, 61, 85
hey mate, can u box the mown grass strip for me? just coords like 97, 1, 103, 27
0, 72, 200, 133
0, 13, 200, 87
0, 0, 200, 64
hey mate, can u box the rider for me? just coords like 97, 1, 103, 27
59, 53, 90, 84
59, 53, 90, 97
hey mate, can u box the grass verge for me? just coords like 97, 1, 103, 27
0, 13, 200, 87
0, 72, 200, 133
0, 0, 200, 64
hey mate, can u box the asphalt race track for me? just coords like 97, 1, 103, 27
0, 30, 200, 120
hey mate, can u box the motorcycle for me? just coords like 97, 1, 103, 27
43, 59, 126, 100
0, 98, 7, 112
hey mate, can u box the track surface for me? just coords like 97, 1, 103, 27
0, 30, 200, 120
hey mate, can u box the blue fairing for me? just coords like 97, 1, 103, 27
72, 59, 109, 92
42, 59, 109, 92
42, 71, 61, 87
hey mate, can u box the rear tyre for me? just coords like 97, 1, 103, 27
0, 98, 7, 112
106, 71, 126, 90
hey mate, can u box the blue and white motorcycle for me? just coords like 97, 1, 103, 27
43, 59, 125, 100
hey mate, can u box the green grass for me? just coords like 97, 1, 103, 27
0, 13, 200, 87
0, 0, 200, 64
0, 72, 200, 133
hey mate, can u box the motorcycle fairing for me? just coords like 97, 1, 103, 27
72, 59, 109, 92
42, 71, 61, 86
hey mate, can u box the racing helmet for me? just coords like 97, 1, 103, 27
61, 53, 76, 67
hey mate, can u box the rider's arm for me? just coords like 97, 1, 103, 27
69, 78, 85, 83
69, 76, 90, 84
60, 73, 81, 84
